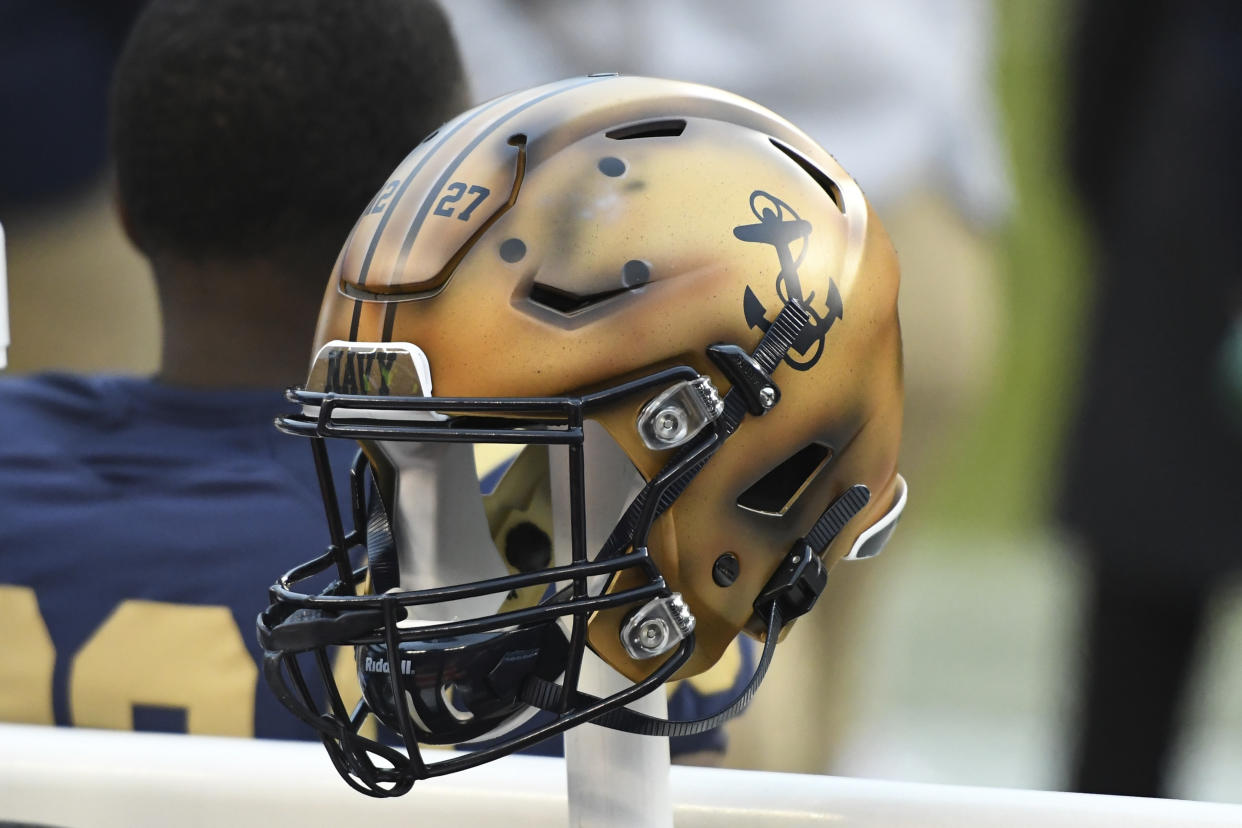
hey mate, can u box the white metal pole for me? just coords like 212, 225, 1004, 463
564, 652, 672, 828
549, 427, 675, 827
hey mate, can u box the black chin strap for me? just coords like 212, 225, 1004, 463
524, 299, 866, 738
520, 600, 784, 738
594, 299, 813, 565
519, 481, 871, 738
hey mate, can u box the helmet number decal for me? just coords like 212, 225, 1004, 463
369, 178, 401, 214
433, 181, 491, 221
735, 190, 842, 371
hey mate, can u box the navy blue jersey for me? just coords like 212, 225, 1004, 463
0, 374, 356, 738
0, 373, 751, 753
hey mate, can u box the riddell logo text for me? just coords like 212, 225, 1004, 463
363, 655, 414, 675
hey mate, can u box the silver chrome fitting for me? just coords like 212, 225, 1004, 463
636, 376, 723, 451
620, 593, 696, 659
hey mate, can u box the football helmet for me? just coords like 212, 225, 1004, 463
258, 74, 906, 796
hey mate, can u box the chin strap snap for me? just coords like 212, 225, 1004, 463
520, 600, 786, 738
758, 483, 870, 623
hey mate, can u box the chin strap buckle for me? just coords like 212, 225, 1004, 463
754, 483, 872, 629
754, 540, 827, 626
706, 344, 781, 416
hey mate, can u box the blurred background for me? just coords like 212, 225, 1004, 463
4, 0, 1241, 804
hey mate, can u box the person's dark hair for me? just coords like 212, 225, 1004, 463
110, 0, 467, 267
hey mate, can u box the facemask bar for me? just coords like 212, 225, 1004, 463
257, 300, 861, 796
259, 364, 715, 795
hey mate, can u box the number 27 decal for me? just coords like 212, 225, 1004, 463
434, 182, 491, 221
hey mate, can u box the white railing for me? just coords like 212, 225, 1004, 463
3, 723, 1242, 827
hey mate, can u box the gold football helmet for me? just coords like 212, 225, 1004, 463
258, 74, 905, 795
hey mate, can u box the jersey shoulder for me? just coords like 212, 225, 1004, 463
0, 373, 117, 430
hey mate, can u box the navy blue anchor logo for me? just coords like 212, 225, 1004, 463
735, 190, 842, 370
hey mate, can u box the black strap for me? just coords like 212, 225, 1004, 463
519, 601, 785, 738
594, 300, 812, 564
719, 300, 809, 436
516, 482, 870, 738
519, 301, 814, 738
807, 484, 870, 555
751, 300, 811, 375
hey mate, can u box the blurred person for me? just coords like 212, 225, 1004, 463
439, 0, 1010, 773
1059, 0, 1242, 798
0, 1, 144, 210
0, 0, 469, 738
0, 0, 751, 762
0, 0, 155, 375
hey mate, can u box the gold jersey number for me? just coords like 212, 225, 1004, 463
1, 587, 256, 736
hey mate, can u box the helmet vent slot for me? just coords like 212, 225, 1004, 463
528, 281, 638, 316
606, 119, 686, 140
737, 442, 834, 517
769, 139, 845, 213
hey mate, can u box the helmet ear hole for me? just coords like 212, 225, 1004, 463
736, 443, 833, 517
